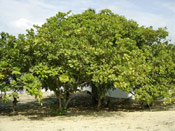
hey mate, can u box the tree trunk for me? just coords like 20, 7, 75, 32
57, 95, 62, 111
13, 97, 18, 113
0, 92, 2, 100
91, 84, 98, 106
65, 94, 72, 109
97, 98, 101, 111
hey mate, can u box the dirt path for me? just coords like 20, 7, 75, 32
0, 111, 175, 131
0, 92, 175, 131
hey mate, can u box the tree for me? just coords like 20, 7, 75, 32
134, 43, 175, 106
31, 9, 175, 111
0, 32, 22, 112
0, 31, 42, 112
1, 9, 174, 113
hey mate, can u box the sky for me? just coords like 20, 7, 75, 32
0, 0, 175, 43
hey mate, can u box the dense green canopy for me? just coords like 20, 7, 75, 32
0, 9, 175, 113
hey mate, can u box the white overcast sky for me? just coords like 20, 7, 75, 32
0, 0, 175, 43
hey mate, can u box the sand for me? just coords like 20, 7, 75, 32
0, 92, 175, 131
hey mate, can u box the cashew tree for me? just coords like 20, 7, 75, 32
32, 9, 175, 111
0, 31, 42, 112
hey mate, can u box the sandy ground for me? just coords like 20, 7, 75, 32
0, 92, 175, 131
